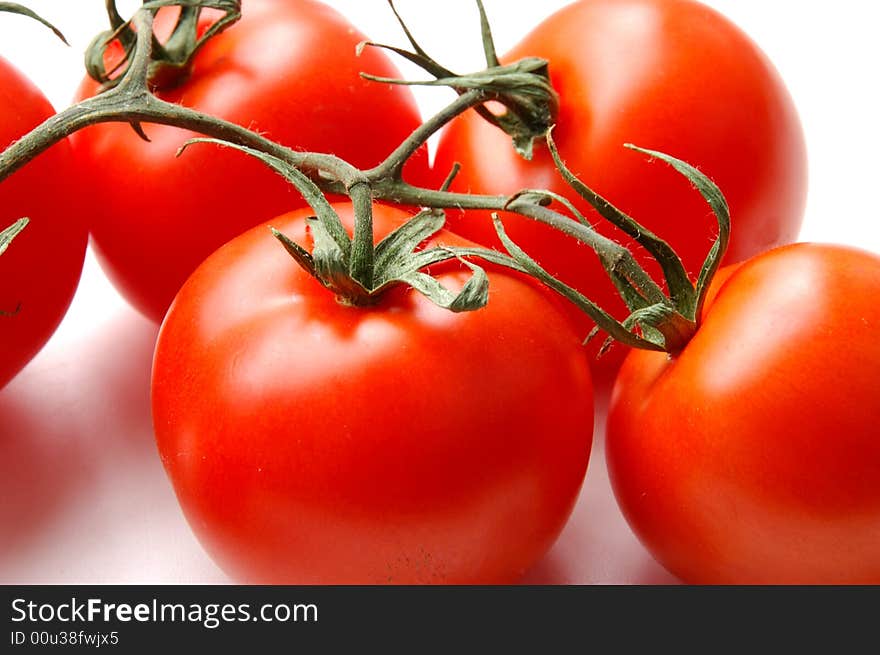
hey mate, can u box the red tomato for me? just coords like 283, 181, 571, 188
151, 204, 594, 584
0, 58, 87, 389
435, 0, 807, 387
606, 243, 880, 584
72, 0, 434, 323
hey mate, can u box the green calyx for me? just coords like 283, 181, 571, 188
180, 139, 524, 313
359, 0, 558, 160
495, 132, 731, 355
85, 0, 241, 91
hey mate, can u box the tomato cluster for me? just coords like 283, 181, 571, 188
2, 0, 878, 585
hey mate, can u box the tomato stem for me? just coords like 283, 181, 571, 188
0, 6, 729, 348
369, 89, 489, 182
86, 0, 241, 91
362, 1, 558, 160
349, 181, 376, 290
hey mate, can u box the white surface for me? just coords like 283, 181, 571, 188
1, 1, 879, 584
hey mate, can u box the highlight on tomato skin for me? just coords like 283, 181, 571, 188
0, 56, 87, 390
605, 243, 880, 584
151, 204, 595, 584
435, 0, 808, 388
71, 0, 436, 324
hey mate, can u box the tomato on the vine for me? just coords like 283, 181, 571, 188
0, 58, 87, 389
607, 243, 880, 584
151, 203, 594, 584
435, 0, 807, 386
72, 0, 435, 323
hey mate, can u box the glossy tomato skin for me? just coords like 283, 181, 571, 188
435, 0, 807, 387
607, 244, 880, 584
152, 204, 594, 584
0, 58, 87, 389
73, 0, 435, 323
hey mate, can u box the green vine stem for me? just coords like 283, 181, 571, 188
360, 0, 558, 160
85, 0, 241, 90
0, 6, 729, 351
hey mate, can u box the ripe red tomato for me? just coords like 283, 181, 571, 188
606, 243, 880, 584
0, 58, 87, 389
435, 0, 807, 387
151, 203, 594, 584
72, 0, 435, 323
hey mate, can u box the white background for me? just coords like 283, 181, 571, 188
1, 1, 878, 584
